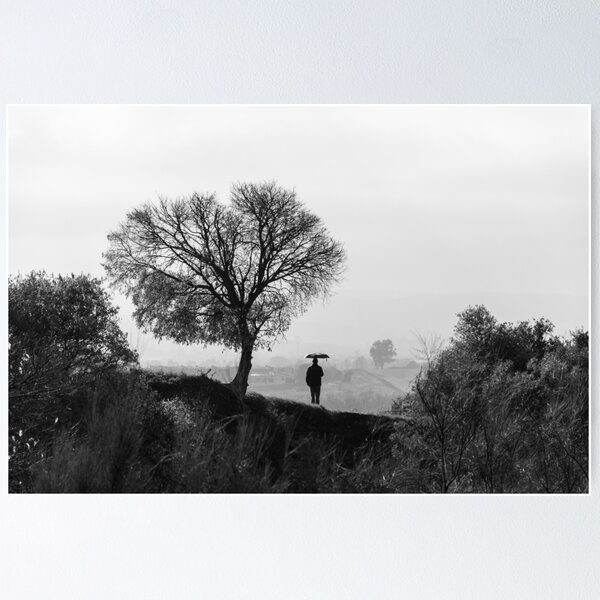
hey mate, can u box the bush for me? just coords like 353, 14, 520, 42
8, 271, 139, 492
9, 271, 136, 399
393, 307, 589, 493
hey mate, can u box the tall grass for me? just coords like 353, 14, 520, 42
32, 372, 148, 492
26, 370, 403, 493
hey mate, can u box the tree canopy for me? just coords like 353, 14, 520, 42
9, 271, 136, 399
103, 181, 346, 399
453, 305, 554, 370
369, 339, 397, 369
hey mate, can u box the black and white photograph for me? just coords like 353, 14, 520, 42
8, 104, 589, 494
2, 3, 599, 599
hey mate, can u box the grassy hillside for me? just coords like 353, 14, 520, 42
150, 372, 399, 449
144, 372, 403, 492
11, 370, 406, 493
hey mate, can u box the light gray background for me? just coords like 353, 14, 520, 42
1, 2, 598, 599
7, 104, 589, 367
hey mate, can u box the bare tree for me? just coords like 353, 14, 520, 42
103, 181, 346, 400
410, 331, 444, 364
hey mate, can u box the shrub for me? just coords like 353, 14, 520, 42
394, 308, 589, 493
9, 271, 136, 399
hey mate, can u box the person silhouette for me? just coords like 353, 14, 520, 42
305, 358, 324, 405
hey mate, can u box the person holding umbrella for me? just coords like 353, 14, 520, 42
305, 353, 327, 405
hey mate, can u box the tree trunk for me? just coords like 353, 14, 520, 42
229, 339, 254, 401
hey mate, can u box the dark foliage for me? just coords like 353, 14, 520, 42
18, 370, 402, 493
9, 271, 136, 399
8, 272, 137, 492
369, 338, 397, 369
9, 291, 587, 494
391, 306, 588, 493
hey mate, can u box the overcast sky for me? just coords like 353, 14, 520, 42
7, 105, 589, 364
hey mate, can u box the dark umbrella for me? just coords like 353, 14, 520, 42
304, 353, 330, 360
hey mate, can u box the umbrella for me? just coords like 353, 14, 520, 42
304, 353, 330, 360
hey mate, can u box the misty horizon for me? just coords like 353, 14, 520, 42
122, 289, 587, 367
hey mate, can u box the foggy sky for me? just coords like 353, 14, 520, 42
7, 105, 589, 364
